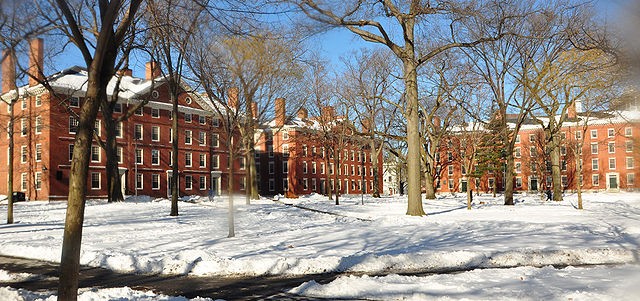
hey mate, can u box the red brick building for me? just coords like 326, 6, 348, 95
0, 39, 247, 200
255, 99, 383, 197
436, 107, 640, 194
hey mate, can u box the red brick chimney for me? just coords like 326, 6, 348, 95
28, 38, 44, 86
251, 101, 258, 118
297, 107, 308, 119
568, 101, 576, 119
228, 87, 239, 109
321, 106, 335, 120
275, 98, 285, 127
145, 61, 161, 80
2, 49, 16, 94
117, 68, 133, 77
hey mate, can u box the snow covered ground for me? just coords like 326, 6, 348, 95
1, 192, 639, 300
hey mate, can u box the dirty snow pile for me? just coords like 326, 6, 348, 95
0, 285, 214, 301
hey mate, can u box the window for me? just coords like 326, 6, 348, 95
561, 160, 567, 171
608, 142, 615, 153
321, 163, 325, 174
448, 179, 454, 190
515, 162, 522, 173
628, 173, 636, 186
529, 134, 536, 142
70, 97, 79, 107
94, 120, 101, 136
69, 144, 74, 161
199, 153, 206, 168
91, 172, 100, 189
151, 108, 160, 118
199, 115, 206, 125
184, 113, 192, 123
268, 162, 275, 174
152, 174, 160, 190
448, 165, 454, 176
20, 173, 27, 191
151, 149, 160, 165
239, 157, 246, 170
135, 106, 143, 116
283, 178, 289, 192
199, 132, 206, 146
185, 152, 192, 167
302, 145, 308, 156
136, 174, 143, 189
303, 178, 308, 190
592, 159, 599, 170
35, 172, 42, 190
625, 127, 632, 137
608, 128, 615, 138
627, 157, 634, 169
21, 145, 27, 163
575, 131, 582, 139
591, 130, 597, 139
185, 175, 192, 190
35, 116, 42, 134
212, 118, 220, 127
592, 174, 600, 186
302, 162, 308, 174
212, 155, 220, 169
152, 126, 160, 142
283, 161, 289, 173
169, 151, 173, 167
515, 177, 522, 188
515, 135, 520, 143
20, 118, 27, 136
116, 122, 123, 138
609, 158, 616, 170
351, 150, 355, 161
135, 124, 143, 140
312, 162, 317, 174
282, 131, 289, 140
114, 103, 122, 113
269, 179, 275, 191
135, 149, 143, 164
312, 178, 317, 191
591, 143, 598, 154
69, 116, 79, 134
35, 144, 42, 161
283, 144, 289, 156
561, 175, 568, 187
625, 140, 634, 153
185, 130, 192, 145
212, 134, 219, 147
351, 165, 355, 176
200, 176, 206, 190
117, 146, 123, 164
35, 95, 42, 107
514, 147, 521, 158
329, 163, 334, 175
90, 145, 100, 162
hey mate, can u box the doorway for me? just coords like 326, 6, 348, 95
530, 177, 538, 191
607, 173, 619, 191
461, 180, 468, 193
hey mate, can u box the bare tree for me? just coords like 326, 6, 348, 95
36, 0, 143, 299
290, 0, 513, 215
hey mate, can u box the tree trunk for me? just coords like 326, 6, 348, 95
404, 58, 426, 216
102, 107, 124, 203
7, 101, 15, 224
576, 147, 583, 209
371, 141, 380, 198
170, 90, 179, 216
58, 83, 104, 300
466, 178, 472, 210
228, 137, 235, 238
325, 155, 333, 200
550, 137, 563, 202
334, 155, 340, 205
504, 152, 515, 205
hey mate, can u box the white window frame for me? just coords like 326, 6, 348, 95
135, 148, 143, 165
151, 149, 160, 165
135, 124, 143, 140
151, 108, 160, 118
609, 158, 616, 170
152, 174, 160, 190
21, 145, 27, 163
199, 153, 206, 168
185, 130, 192, 145
91, 172, 101, 190
199, 131, 206, 146
592, 174, 600, 186
212, 133, 219, 147
35, 144, 42, 162
592, 158, 599, 171
152, 126, 160, 142
35, 116, 42, 134
626, 157, 634, 169
35, 172, 42, 190
185, 152, 192, 167
185, 175, 193, 190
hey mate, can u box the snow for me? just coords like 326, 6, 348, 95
0, 285, 216, 301
1, 192, 639, 299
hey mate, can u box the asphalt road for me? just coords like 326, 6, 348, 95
0, 255, 356, 300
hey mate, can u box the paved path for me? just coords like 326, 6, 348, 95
0, 255, 354, 300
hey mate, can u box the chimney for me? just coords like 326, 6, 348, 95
568, 101, 576, 119
321, 106, 335, 120
145, 61, 161, 80
297, 107, 308, 119
28, 38, 44, 86
2, 49, 16, 94
275, 98, 285, 127
117, 68, 133, 77
228, 87, 239, 109
251, 101, 258, 118
432, 116, 441, 128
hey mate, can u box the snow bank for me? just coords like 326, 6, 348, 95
0, 286, 217, 301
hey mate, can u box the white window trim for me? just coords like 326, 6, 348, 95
185, 130, 192, 145
152, 126, 160, 142
185, 152, 192, 167
151, 149, 160, 166
35, 172, 42, 190
199, 132, 207, 146
152, 174, 161, 190
35, 144, 42, 162
151, 108, 160, 118
199, 153, 206, 168
136, 149, 143, 165
199, 175, 207, 190
91, 172, 101, 190
185, 175, 193, 190
136, 174, 144, 190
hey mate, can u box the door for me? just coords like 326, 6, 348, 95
120, 170, 127, 196
530, 177, 538, 191
461, 180, 468, 193
608, 174, 619, 190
